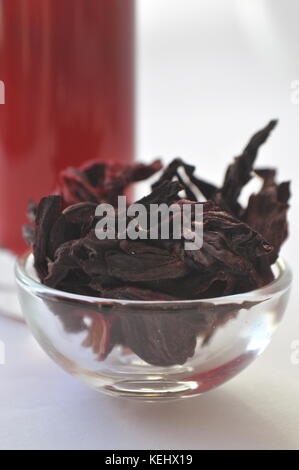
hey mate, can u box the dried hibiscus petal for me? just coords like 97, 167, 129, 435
220, 120, 278, 214
48, 202, 97, 257
105, 241, 189, 282
33, 196, 62, 281
100, 286, 179, 301
243, 168, 290, 264
151, 121, 279, 219
117, 299, 259, 367
119, 310, 198, 366
82, 312, 121, 361
57, 159, 162, 206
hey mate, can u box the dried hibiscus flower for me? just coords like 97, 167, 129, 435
56, 158, 162, 207
24, 120, 290, 366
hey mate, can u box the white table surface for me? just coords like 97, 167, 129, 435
1, 0, 299, 450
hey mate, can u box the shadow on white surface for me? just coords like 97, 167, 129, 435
90, 387, 295, 450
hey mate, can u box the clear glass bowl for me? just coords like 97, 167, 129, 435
15, 253, 292, 401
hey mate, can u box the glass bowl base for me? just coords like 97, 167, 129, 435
62, 347, 257, 401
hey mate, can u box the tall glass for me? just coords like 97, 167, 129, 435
0, 0, 135, 318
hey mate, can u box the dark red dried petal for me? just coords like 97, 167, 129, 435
56, 159, 162, 207
105, 241, 188, 282
101, 286, 179, 301
221, 120, 278, 213
33, 196, 62, 281
82, 313, 121, 361
243, 170, 290, 263
119, 312, 197, 366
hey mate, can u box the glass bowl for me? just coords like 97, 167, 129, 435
15, 253, 292, 401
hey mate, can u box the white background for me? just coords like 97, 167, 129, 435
0, 0, 299, 450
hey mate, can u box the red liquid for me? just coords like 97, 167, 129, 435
0, 0, 135, 254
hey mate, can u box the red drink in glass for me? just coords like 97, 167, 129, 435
0, 0, 135, 255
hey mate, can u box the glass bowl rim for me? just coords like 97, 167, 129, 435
15, 252, 292, 307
